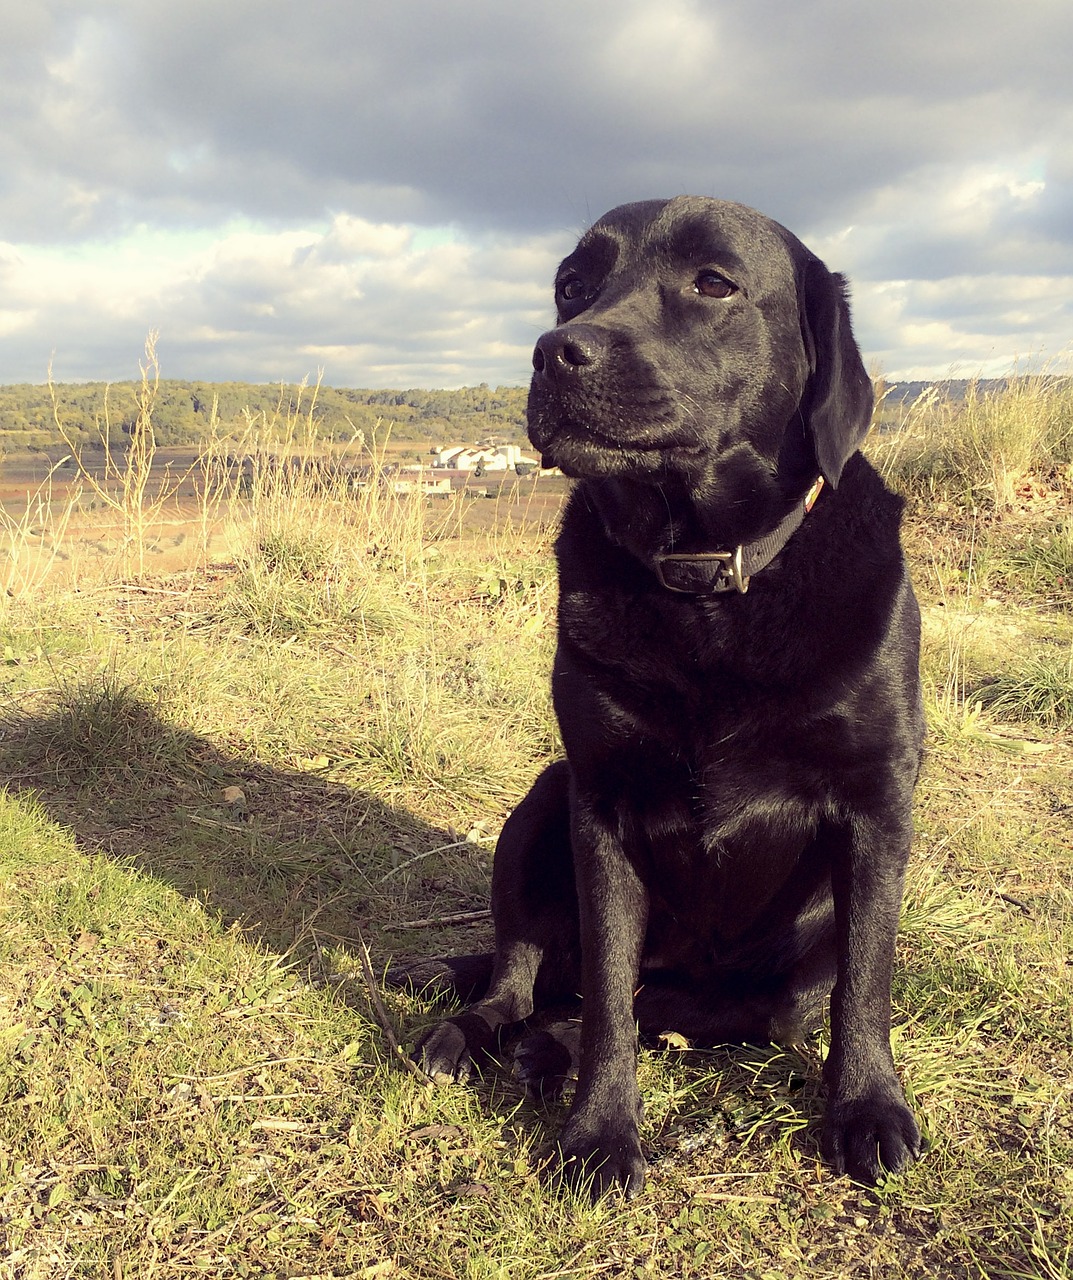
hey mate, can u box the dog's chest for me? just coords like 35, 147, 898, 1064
647, 737, 828, 936
556, 551, 844, 939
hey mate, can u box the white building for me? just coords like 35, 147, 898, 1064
429, 444, 539, 474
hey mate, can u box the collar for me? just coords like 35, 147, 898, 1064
654, 477, 824, 595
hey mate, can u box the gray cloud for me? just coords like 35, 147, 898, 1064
2, 0, 1072, 384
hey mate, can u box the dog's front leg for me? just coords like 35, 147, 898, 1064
556, 798, 649, 1200
822, 813, 922, 1183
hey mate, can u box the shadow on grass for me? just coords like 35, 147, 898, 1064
0, 684, 838, 1180
0, 683, 492, 972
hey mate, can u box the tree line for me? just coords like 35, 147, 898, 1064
0, 380, 530, 454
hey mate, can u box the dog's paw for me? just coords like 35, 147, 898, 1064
822, 1089, 922, 1184
553, 1118, 646, 1201
412, 1012, 498, 1085
513, 1020, 581, 1102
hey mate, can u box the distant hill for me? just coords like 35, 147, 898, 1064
2, 375, 1066, 457
881, 376, 1065, 406
0, 380, 530, 457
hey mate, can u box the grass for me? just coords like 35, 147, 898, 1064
47, 333, 200, 580
871, 372, 1073, 509
977, 646, 1073, 727
0, 372, 1070, 1277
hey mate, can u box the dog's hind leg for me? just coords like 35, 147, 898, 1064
414, 760, 582, 1083
512, 962, 829, 1100
388, 953, 495, 1006
633, 976, 829, 1048
512, 967, 830, 1101
512, 1012, 582, 1101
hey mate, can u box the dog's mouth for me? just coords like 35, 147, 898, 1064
530, 418, 666, 478
528, 394, 690, 478
529, 412, 624, 456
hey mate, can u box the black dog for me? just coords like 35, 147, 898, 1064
411, 197, 923, 1200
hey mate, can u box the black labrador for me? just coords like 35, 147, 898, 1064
408, 196, 923, 1200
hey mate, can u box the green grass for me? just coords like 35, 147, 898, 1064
0, 377, 1070, 1277
977, 646, 1073, 727
1003, 521, 1073, 603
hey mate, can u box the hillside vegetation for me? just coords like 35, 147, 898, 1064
2, 371, 1051, 458
0, 376, 529, 456
0, 371, 1069, 1279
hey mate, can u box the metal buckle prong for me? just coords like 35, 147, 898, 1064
728, 544, 749, 593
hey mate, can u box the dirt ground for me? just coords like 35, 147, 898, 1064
0, 448, 572, 592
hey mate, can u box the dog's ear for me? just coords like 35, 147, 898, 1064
799, 258, 873, 487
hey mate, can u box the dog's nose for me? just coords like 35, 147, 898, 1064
532, 325, 608, 379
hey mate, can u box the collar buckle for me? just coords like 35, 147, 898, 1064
655, 545, 749, 595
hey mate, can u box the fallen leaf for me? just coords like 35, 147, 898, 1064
447, 1181, 492, 1200
408, 1123, 464, 1143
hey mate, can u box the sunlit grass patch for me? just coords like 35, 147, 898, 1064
871, 371, 1073, 509
1002, 521, 1073, 602
977, 645, 1073, 727
0, 790, 386, 1277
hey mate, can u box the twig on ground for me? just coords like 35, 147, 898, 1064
998, 892, 1033, 915
356, 934, 431, 1082
378, 839, 491, 882
690, 1192, 780, 1203
386, 909, 492, 930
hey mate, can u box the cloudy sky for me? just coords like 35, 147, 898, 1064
2, 0, 1071, 389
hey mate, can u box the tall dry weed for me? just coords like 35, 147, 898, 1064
0, 461, 80, 603
47, 332, 201, 577
870, 369, 1073, 507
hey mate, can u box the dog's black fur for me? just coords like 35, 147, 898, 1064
409, 197, 924, 1199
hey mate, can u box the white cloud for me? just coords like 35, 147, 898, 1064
853, 274, 1073, 379
1, 0, 1072, 384
1, 216, 566, 386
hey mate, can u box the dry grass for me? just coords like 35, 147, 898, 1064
0, 371, 1069, 1278
871, 372, 1073, 510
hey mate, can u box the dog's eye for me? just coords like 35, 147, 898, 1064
694, 271, 737, 299
558, 276, 588, 302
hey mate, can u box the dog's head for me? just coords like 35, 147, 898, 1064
528, 197, 872, 500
